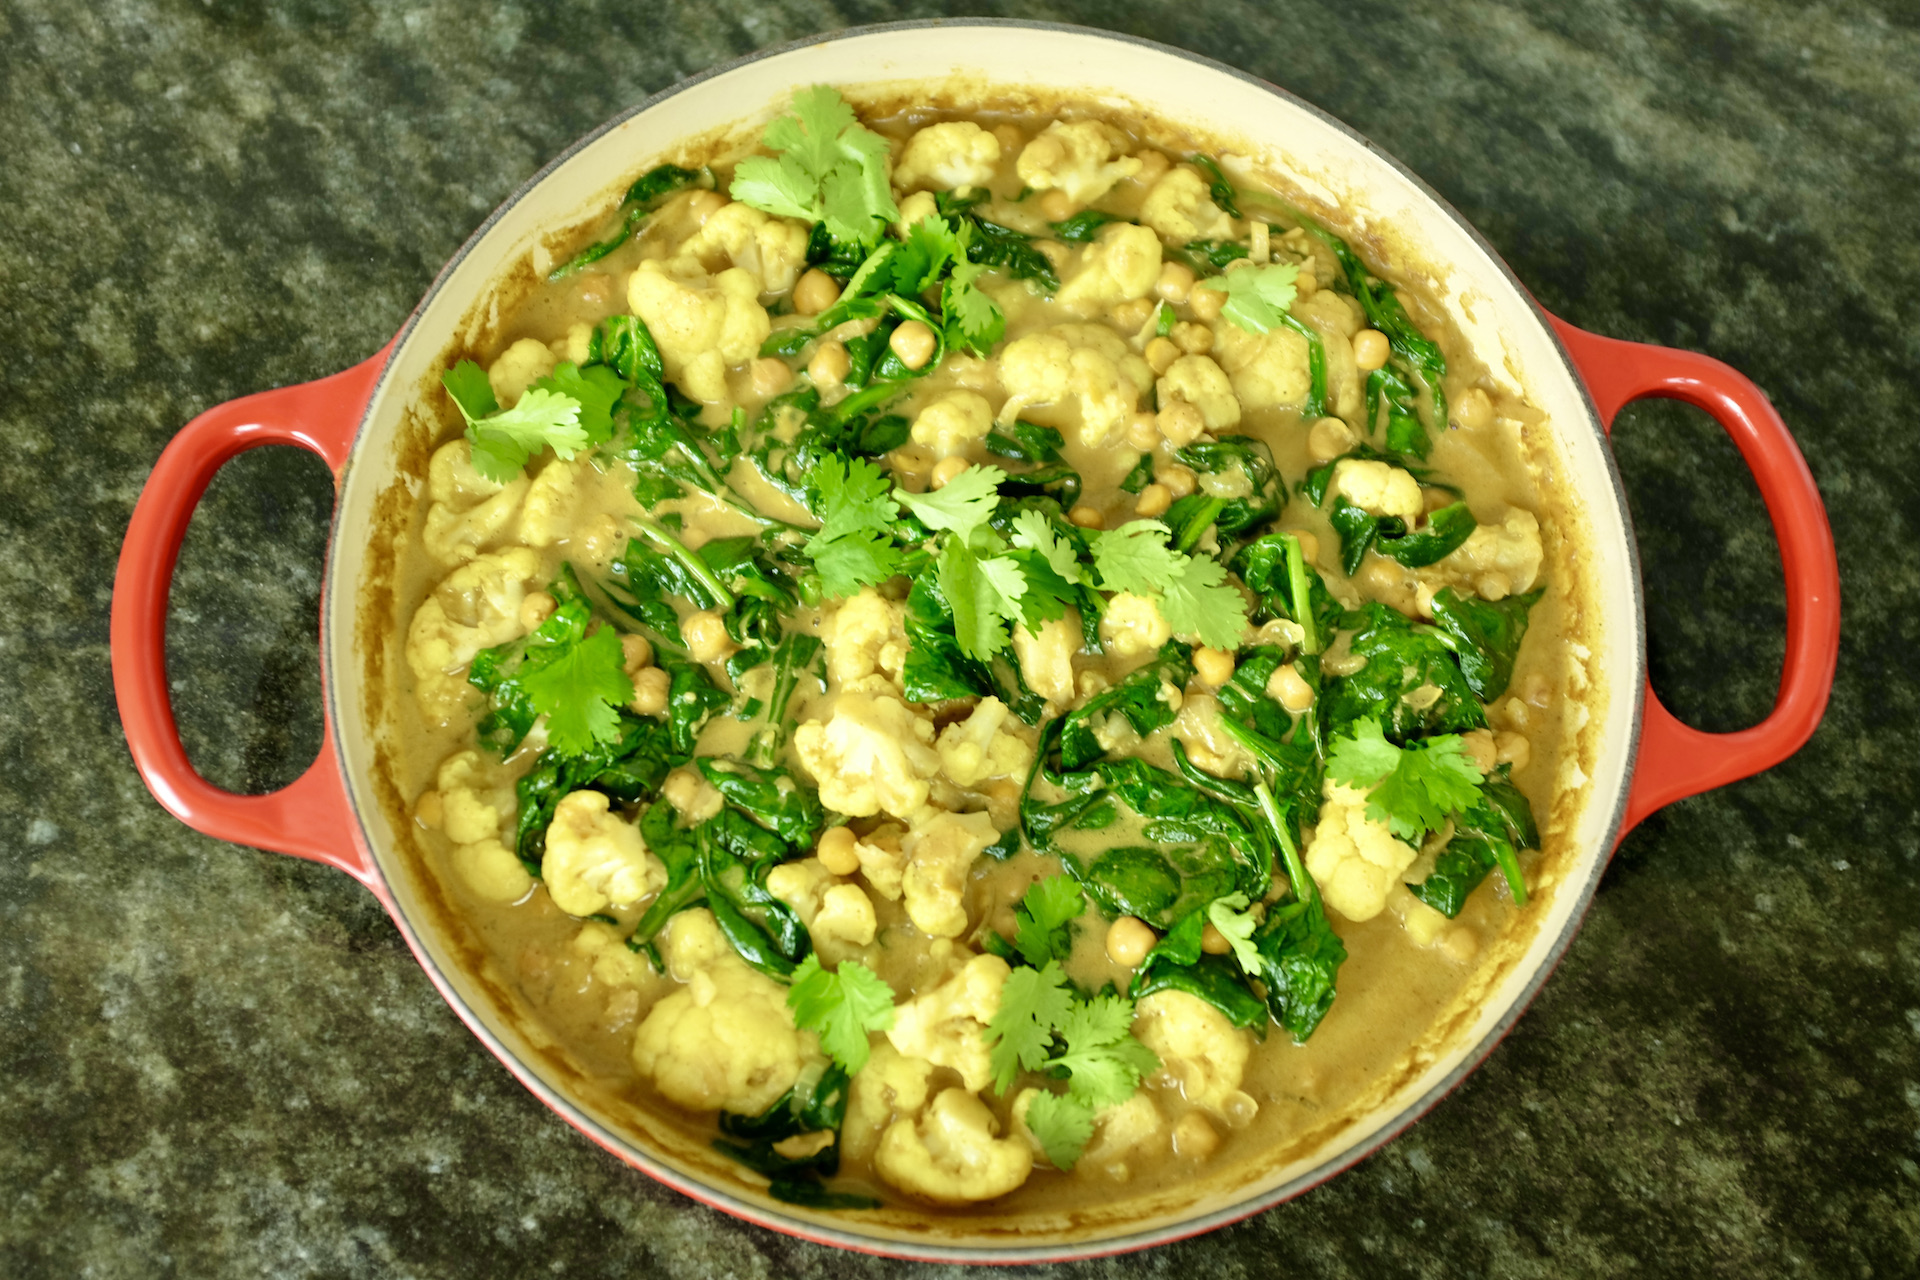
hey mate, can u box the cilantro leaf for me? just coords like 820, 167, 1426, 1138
1012, 875, 1085, 968
1050, 993, 1157, 1111
1009, 509, 1089, 586
1090, 520, 1184, 595
936, 538, 1022, 662
518, 624, 633, 756
1206, 893, 1264, 976
895, 464, 1005, 540
1197, 262, 1301, 335
730, 85, 900, 247
533, 362, 625, 447
893, 216, 961, 295
442, 359, 498, 420
1328, 717, 1486, 840
986, 960, 1076, 1093
786, 954, 897, 1075
805, 455, 903, 598
1023, 1091, 1096, 1171
1156, 552, 1249, 650
941, 228, 1006, 357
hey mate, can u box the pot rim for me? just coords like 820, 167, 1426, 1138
319, 18, 1646, 1262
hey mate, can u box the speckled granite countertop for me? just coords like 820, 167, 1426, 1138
2, 1, 1914, 1275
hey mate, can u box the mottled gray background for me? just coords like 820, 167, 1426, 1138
2, 1, 1915, 1276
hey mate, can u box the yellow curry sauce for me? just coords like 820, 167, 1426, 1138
390, 95, 1581, 1214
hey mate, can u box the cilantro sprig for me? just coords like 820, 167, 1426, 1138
442, 359, 597, 484
986, 962, 1159, 1170
803, 455, 904, 598
1090, 520, 1248, 649
1327, 716, 1484, 840
785, 954, 896, 1075
1196, 262, 1301, 335
730, 86, 900, 248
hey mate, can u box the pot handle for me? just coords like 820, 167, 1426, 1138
111, 347, 393, 891
1548, 316, 1840, 837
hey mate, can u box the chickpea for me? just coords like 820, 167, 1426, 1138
1352, 328, 1391, 371
1291, 529, 1320, 563
1172, 1111, 1220, 1161
1200, 921, 1232, 955
816, 825, 861, 876
1157, 464, 1197, 498
1193, 646, 1236, 687
1440, 925, 1480, 964
1359, 557, 1404, 596
1144, 336, 1180, 375
414, 789, 444, 830
1453, 386, 1494, 432
1125, 410, 1162, 451
808, 338, 851, 388
887, 442, 936, 489
749, 356, 792, 398
1308, 416, 1355, 463
792, 268, 841, 316
1132, 149, 1172, 186
577, 513, 623, 566
1106, 916, 1157, 968
992, 123, 1025, 154
517, 590, 556, 630
686, 189, 727, 224
1495, 730, 1532, 771
1267, 662, 1315, 714
1171, 321, 1214, 355
889, 320, 938, 371
1155, 261, 1195, 304
630, 665, 671, 715
1068, 504, 1105, 530
1034, 239, 1071, 270
1038, 188, 1077, 222
682, 610, 734, 664
1460, 728, 1498, 775
620, 633, 654, 673
1106, 298, 1150, 334
661, 765, 721, 821
1134, 482, 1173, 518
930, 455, 970, 489
1294, 268, 1318, 299
1156, 397, 1206, 448
1188, 280, 1226, 321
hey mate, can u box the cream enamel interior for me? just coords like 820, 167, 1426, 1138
320, 23, 1642, 1259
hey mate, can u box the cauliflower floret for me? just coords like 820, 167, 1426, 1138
1420, 509, 1544, 599
894, 189, 939, 239
844, 1042, 935, 1162
1016, 1089, 1165, 1179
886, 952, 1010, 1091
549, 321, 594, 366
1139, 165, 1235, 242
1057, 222, 1163, 312
900, 810, 999, 938
765, 858, 879, 959
935, 697, 1033, 788
1015, 121, 1141, 205
1156, 354, 1240, 433
541, 790, 666, 917
793, 692, 941, 819
487, 338, 557, 409
1171, 693, 1253, 779
436, 749, 512, 844
909, 390, 995, 460
517, 456, 582, 548
450, 837, 534, 903
626, 260, 770, 403
1291, 291, 1366, 422
876, 1087, 1034, 1205
571, 919, 657, 988
673, 201, 811, 295
1304, 779, 1420, 922
422, 439, 529, 567
850, 822, 909, 900
1013, 614, 1079, 705
632, 909, 817, 1115
1099, 591, 1172, 658
893, 121, 1002, 193
824, 588, 910, 694
996, 323, 1153, 448
1211, 321, 1313, 411
1330, 458, 1424, 524
1131, 989, 1256, 1121
1387, 883, 1452, 947
405, 548, 543, 716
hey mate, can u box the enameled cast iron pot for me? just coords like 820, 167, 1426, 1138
110, 22, 1840, 1263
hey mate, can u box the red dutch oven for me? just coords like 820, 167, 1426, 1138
109, 21, 1839, 1263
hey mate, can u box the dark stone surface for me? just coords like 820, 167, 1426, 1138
2, 1, 1914, 1275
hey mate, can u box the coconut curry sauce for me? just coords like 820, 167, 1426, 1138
388, 91, 1585, 1215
